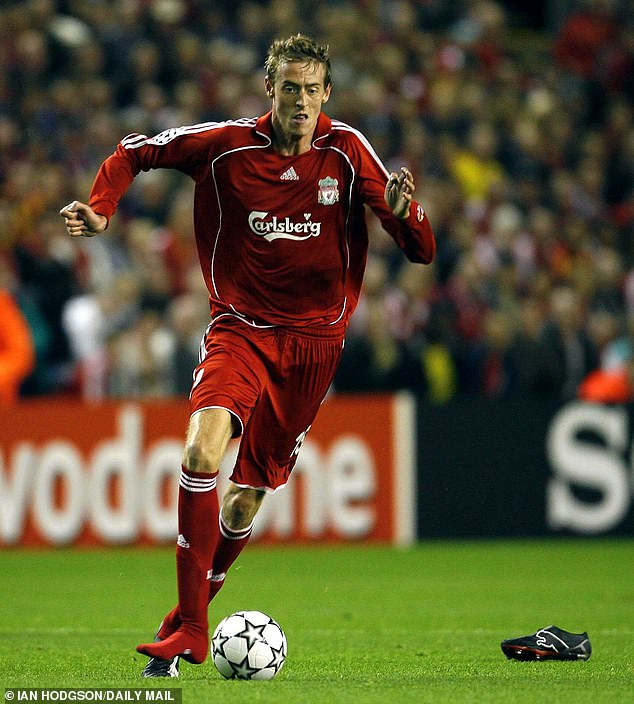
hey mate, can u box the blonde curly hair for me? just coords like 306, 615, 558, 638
265, 33, 332, 88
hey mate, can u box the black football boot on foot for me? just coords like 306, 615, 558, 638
140, 626, 181, 677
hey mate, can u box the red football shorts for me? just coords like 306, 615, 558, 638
189, 316, 344, 491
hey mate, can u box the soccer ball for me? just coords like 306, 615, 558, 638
211, 610, 287, 680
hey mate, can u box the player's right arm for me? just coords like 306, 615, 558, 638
59, 200, 108, 237
60, 125, 216, 233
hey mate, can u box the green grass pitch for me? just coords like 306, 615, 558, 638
1, 540, 632, 703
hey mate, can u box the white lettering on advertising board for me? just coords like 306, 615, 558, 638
546, 402, 632, 534
0, 406, 377, 545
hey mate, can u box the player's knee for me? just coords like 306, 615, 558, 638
182, 439, 222, 474
222, 488, 264, 529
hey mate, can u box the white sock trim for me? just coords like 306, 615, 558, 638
219, 513, 254, 540
179, 470, 217, 493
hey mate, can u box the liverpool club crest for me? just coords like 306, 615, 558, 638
317, 176, 339, 206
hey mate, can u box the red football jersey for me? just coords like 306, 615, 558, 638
89, 112, 435, 330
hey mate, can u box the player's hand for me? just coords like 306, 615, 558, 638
59, 201, 108, 237
384, 167, 414, 220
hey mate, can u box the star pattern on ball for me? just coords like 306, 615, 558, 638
241, 619, 268, 649
212, 632, 230, 656
231, 655, 262, 680
269, 642, 286, 671
212, 611, 286, 680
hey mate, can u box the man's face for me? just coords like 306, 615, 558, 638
266, 60, 331, 149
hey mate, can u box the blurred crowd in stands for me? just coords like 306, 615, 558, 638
1, 0, 633, 404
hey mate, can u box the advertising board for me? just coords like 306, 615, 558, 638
0, 395, 416, 546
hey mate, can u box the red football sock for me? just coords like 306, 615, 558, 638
154, 504, 254, 640
156, 604, 180, 641
207, 513, 254, 602
137, 466, 219, 663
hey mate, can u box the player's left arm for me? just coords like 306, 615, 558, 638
352, 134, 436, 264
384, 167, 415, 220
